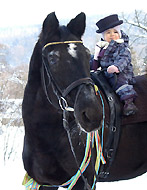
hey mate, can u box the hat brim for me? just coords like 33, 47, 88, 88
96, 20, 123, 33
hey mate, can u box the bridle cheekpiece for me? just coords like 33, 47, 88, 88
42, 40, 94, 112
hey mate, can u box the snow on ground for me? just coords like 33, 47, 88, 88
0, 126, 147, 190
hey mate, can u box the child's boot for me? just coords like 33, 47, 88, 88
123, 98, 138, 116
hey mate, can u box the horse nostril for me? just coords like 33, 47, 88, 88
81, 108, 103, 126
82, 111, 91, 123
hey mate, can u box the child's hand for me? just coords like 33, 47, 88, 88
107, 65, 119, 73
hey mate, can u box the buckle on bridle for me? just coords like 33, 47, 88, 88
59, 97, 74, 112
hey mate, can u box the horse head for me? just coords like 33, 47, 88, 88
39, 12, 103, 132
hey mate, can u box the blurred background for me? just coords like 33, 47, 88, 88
0, 0, 146, 189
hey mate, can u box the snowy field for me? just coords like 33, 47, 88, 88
0, 126, 147, 190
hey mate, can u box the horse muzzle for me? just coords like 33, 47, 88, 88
73, 84, 103, 132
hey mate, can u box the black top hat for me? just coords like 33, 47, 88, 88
96, 14, 123, 33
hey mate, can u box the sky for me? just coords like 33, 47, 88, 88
0, 0, 147, 27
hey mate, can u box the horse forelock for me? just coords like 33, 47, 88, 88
59, 25, 70, 38
39, 25, 72, 47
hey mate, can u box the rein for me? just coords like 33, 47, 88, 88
91, 70, 121, 180
23, 129, 106, 190
23, 92, 106, 190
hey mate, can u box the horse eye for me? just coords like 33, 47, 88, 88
48, 51, 60, 65
48, 55, 56, 65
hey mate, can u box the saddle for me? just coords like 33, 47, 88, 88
122, 74, 147, 125
90, 71, 147, 180
91, 71, 147, 125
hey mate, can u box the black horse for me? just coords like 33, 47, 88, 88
22, 12, 147, 190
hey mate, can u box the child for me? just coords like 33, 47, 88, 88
92, 14, 138, 116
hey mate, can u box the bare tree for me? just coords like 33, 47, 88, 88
122, 10, 147, 45
121, 10, 147, 75
0, 44, 28, 163
123, 10, 147, 32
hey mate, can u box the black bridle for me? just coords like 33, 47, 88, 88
41, 41, 94, 111
41, 41, 96, 190
41, 41, 121, 184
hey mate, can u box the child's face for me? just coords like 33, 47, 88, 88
104, 28, 120, 42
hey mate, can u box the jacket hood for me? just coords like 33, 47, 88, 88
121, 30, 129, 46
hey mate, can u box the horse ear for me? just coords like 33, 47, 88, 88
42, 12, 59, 37
67, 12, 86, 39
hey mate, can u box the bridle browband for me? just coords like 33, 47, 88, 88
42, 41, 94, 111
43, 40, 83, 50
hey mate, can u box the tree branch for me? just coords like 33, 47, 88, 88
122, 10, 147, 33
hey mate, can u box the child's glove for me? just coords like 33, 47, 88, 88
107, 65, 119, 73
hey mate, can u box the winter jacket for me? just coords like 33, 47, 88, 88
92, 30, 137, 101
